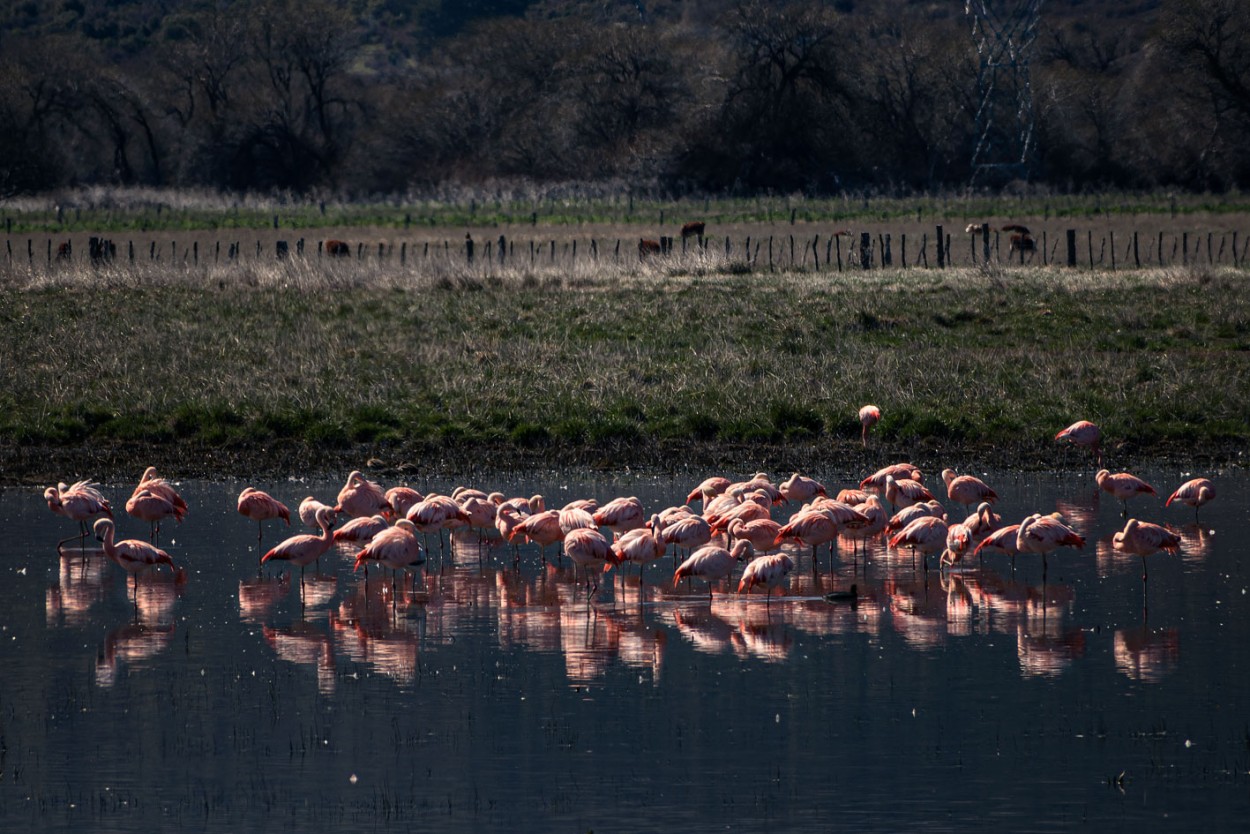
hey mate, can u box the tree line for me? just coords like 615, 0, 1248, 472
1, 0, 1247, 198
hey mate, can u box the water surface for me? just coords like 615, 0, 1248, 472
2, 468, 1247, 832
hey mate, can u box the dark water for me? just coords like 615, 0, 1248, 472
1, 468, 1248, 832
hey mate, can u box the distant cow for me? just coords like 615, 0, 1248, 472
1008, 233, 1036, 256
638, 238, 662, 260
56, 241, 71, 260
1002, 224, 1031, 235
324, 239, 350, 257
965, 223, 987, 235
680, 221, 706, 240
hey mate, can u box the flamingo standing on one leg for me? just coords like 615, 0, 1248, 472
132, 467, 188, 519
45, 480, 113, 547
1113, 518, 1181, 582
1055, 420, 1102, 466
1165, 478, 1215, 521
237, 487, 290, 549
1095, 469, 1157, 515
335, 470, 389, 519
738, 553, 795, 605
563, 527, 612, 591
353, 519, 426, 595
888, 515, 949, 572
261, 506, 335, 583
1016, 513, 1085, 578
126, 489, 185, 543
859, 405, 881, 447
93, 518, 174, 600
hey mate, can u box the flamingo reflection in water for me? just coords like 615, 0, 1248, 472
1114, 626, 1180, 683
95, 622, 176, 688
332, 583, 425, 686
239, 573, 292, 624
265, 618, 337, 695
46, 548, 108, 627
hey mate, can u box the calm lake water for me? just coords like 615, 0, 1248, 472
1, 467, 1248, 832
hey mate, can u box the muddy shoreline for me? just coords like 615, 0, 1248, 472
4, 436, 1240, 488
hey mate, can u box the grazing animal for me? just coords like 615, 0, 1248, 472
1001, 224, 1031, 235
1055, 420, 1102, 466
324, 239, 351, 256
1009, 233, 1036, 255
638, 238, 662, 260
56, 241, 72, 260
680, 221, 706, 240
965, 223, 987, 234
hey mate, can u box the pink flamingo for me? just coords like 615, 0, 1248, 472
133, 467, 188, 518
299, 496, 337, 529
335, 470, 388, 519
611, 517, 668, 579
126, 488, 184, 543
859, 404, 881, 447
674, 540, 753, 597
237, 487, 290, 547
939, 522, 974, 570
860, 463, 923, 494
563, 528, 612, 590
559, 506, 597, 535
333, 514, 389, 544
1016, 513, 1085, 577
738, 553, 795, 603
888, 516, 949, 571
836, 488, 871, 505
663, 514, 713, 558
594, 496, 647, 538
1055, 420, 1102, 466
885, 500, 946, 534
779, 473, 827, 503
941, 469, 998, 512
262, 506, 335, 581
45, 480, 113, 546
775, 510, 839, 568
708, 490, 772, 533
884, 475, 935, 510
973, 523, 1022, 569
1096, 469, 1157, 514
686, 477, 731, 510
728, 517, 783, 554
353, 519, 425, 593
1165, 478, 1215, 520
1113, 518, 1181, 582
508, 509, 564, 563
93, 518, 175, 599
384, 486, 423, 520
841, 496, 888, 556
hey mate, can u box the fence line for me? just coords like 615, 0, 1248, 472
5, 228, 1250, 274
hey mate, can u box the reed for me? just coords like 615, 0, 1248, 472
1, 254, 1246, 481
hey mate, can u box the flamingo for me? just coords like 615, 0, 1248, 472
1016, 513, 1085, 577
508, 509, 564, 563
406, 495, 470, 555
563, 528, 612, 590
941, 469, 998, 512
384, 486, 423, 520
594, 496, 647, 538
884, 475, 935, 510
674, 540, 753, 597
727, 517, 782, 554
93, 517, 174, 599
1113, 518, 1181, 582
686, 477, 731, 511
738, 554, 795, 603
973, 523, 1022, 569
335, 470, 388, 519
707, 490, 772, 533
775, 509, 839, 569
1095, 469, 1157, 515
836, 488, 871, 505
559, 506, 597, 536
841, 496, 888, 556
859, 404, 881, 447
611, 518, 667, 579
779, 473, 827, 504
333, 514, 389, 544
353, 519, 425, 593
1055, 420, 1102, 466
939, 522, 974, 570
237, 487, 290, 547
663, 513, 714, 564
1165, 478, 1215, 520
261, 506, 335, 581
885, 500, 946, 534
888, 516, 949, 571
299, 496, 338, 530
860, 463, 923, 494
133, 467, 188, 518
496, 506, 525, 559
45, 480, 113, 547
126, 488, 184, 543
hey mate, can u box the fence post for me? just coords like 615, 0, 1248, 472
936, 225, 945, 268
860, 232, 871, 269
982, 225, 990, 263
835, 235, 842, 271
900, 234, 906, 268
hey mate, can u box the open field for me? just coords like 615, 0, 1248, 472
2, 219, 1248, 483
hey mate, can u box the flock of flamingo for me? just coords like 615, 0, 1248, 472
42, 413, 1217, 605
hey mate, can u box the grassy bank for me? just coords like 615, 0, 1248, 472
1, 253, 1247, 483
